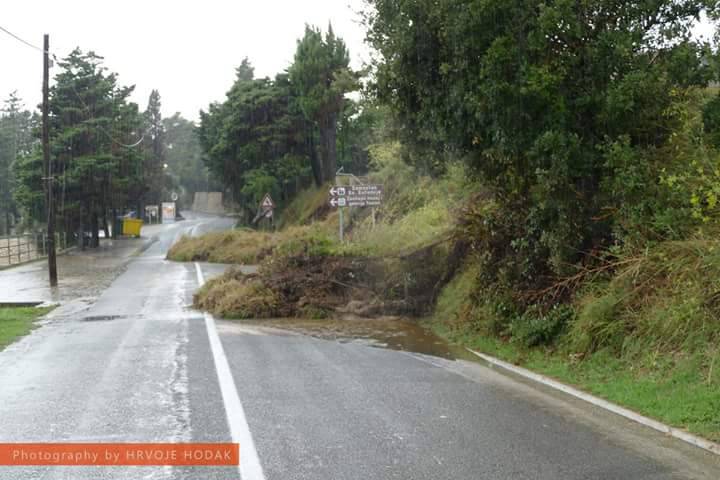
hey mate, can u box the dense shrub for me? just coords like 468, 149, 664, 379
509, 305, 575, 348
368, 0, 718, 290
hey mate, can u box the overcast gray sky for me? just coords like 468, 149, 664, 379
1, 0, 370, 121
1, 2, 716, 122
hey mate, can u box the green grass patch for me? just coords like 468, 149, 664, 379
168, 223, 337, 265
442, 325, 720, 442
167, 229, 274, 263
277, 183, 333, 228
172, 144, 473, 264
345, 198, 452, 257
342, 158, 472, 258
0, 307, 54, 351
427, 209, 720, 441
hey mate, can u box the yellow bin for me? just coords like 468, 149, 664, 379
122, 218, 143, 237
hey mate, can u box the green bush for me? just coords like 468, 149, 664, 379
347, 199, 451, 257
277, 183, 333, 227
703, 94, 720, 148
271, 226, 336, 258
509, 304, 575, 348
568, 292, 623, 354
167, 230, 275, 264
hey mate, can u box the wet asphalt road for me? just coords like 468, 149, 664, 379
0, 213, 718, 479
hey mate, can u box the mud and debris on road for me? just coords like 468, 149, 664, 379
195, 237, 464, 321
218, 314, 473, 360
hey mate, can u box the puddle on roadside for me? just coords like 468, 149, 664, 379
237, 316, 476, 361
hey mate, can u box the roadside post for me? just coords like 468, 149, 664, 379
339, 206, 344, 242
42, 33, 57, 287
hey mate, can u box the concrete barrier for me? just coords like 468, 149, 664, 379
192, 192, 226, 215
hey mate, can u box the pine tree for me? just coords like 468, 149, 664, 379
143, 89, 166, 210
289, 24, 355, 186
198, 59, 310, 216
0, 92, 36, 234
12, 48, 142, 246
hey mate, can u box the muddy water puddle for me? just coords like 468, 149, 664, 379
227, 316, 475, 360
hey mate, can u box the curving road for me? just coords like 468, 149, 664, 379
0, 212, 718, 479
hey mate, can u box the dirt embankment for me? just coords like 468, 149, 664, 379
194, 238, 468, 320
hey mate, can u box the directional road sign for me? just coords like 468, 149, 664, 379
329, 184, 383, 208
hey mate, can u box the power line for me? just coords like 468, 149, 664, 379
1, 23, 145, 149
0, 24, 48, 53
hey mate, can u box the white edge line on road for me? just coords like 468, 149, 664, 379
466, 348, 720, 456
195, 262, 267, 480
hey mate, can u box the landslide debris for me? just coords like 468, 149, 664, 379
194, 236, 464, 320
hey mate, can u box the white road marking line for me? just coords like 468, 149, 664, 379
195, 262, 267, 480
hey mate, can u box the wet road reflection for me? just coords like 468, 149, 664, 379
221, 315, 475, 360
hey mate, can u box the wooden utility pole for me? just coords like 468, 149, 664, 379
42, 34, 57, 287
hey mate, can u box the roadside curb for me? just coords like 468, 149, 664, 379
466, 347, 720, 457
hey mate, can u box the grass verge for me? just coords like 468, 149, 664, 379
167, 229, 274, 263
0, 307, 54, 351
431, 323, 720, 442
429, 259, 720, 443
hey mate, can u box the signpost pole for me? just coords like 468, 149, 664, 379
338, 207, 344, 242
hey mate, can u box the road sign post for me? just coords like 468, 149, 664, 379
338, 207, 344, 243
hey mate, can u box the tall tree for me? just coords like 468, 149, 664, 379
143, 89, 166, 209
13, 48, 143, 247
199, 61, 310, 217
235, 57, 255, 82
0, 92, 36, 234
289, 24, 355, 185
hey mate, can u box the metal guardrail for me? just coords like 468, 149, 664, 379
0, 232, 69, 267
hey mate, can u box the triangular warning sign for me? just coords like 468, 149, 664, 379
260, 194, 275, 210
